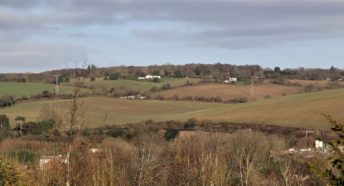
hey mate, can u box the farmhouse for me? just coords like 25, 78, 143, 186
138, 75, 161, 80
224, 77, 237, 83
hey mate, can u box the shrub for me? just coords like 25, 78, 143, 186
42, 90, 53, 98
22, 119, 55, 135
153, 77, 160, 82
0, 96, 15, 107
106, 128, 125, 138
172, 94, 180, 100
9, 150, 36, 163
164, 128, 179, 141
0, 156, 26, 185
264, 95, 271, 99
150, 86, 159, 92
182, 96, 193, 100
161, 83, 171, 90
230, 97, 248, 103
90, 76, 96, 81
82, 128, 91, 137
154, 95, 164, 100
214, 96, 222, 102
303, 84, 314, 92
109, 72, 120, 80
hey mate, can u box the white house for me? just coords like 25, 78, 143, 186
315, 140, 324, 149
138, 75, 161, 80
224, 77, 237, 83
229, 77, 237, 82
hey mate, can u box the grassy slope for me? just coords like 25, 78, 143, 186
65, 78, 200, 91
1, 88, 343, 129
193, 88, 344, 129
0, 82, 73, 97
0, 98, 221, 127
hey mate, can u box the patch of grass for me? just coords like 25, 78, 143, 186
0, 82, 73, 98
0, 97, 221, 128
1, 88, 343, 129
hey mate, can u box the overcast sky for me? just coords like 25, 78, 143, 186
1, 0, 344, 73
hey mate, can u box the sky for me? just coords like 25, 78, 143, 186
1, 0, 344, 73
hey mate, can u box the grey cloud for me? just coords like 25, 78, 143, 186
44, 0, 344, 48
0, 0, 41, 9
1, 0, 344, 49
0, 42, 88, 73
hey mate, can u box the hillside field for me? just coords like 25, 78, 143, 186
1, 88, 343, 129
0, 82, 73, 97
152, 83, 302, 101
64, 78, 201, 91
0, 97, 221, 128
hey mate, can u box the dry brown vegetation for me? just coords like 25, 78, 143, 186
2, 131, 326, 185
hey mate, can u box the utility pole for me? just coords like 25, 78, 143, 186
54, 75, 60, 95
250, 77, 254, 97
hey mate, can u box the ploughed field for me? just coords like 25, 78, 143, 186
152, 83, 301, 101
1, 88, 343, 129
0, 82, 73, 98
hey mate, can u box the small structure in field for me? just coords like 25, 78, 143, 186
138, 75, 161, 80
315, 140, 324, 149
39, 155, 67, 170
89, 148, 102, 153
120, 96, 135, 99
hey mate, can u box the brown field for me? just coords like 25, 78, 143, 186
288, 79, 344, 86
152, 83, 301, 101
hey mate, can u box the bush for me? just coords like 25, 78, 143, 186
172, 94, 180, 100
9, 150, 36, 163
227, 97, 248, 103
82, 128, 91, 137
90, 76, 96, 81
42, 90, 53, 98
106, 128, 125, 138
164, 129, 179, 141
0, 156, 26, 185
153, 77, 160, 82
0, 96, 15, 107
154, 95, 164, 100
22, 119, 56, 135
182, 96, 193, 101
109, 72, 120, 80
214, 96, 222, 102
150, 86, 159, 92
161, 83, 171, 90
303, 84, 314, 92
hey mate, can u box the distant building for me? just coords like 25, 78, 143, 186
138, 75, 161, 80
120, 96, 135, 99
224, 77, 237, 83
315, 140, 324, 149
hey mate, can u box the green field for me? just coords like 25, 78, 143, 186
0, 97, 220, 127
0, 82, 73, 97
1, 88, 343, 129
193, 88, 344, 129
64, 78, 201, 91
